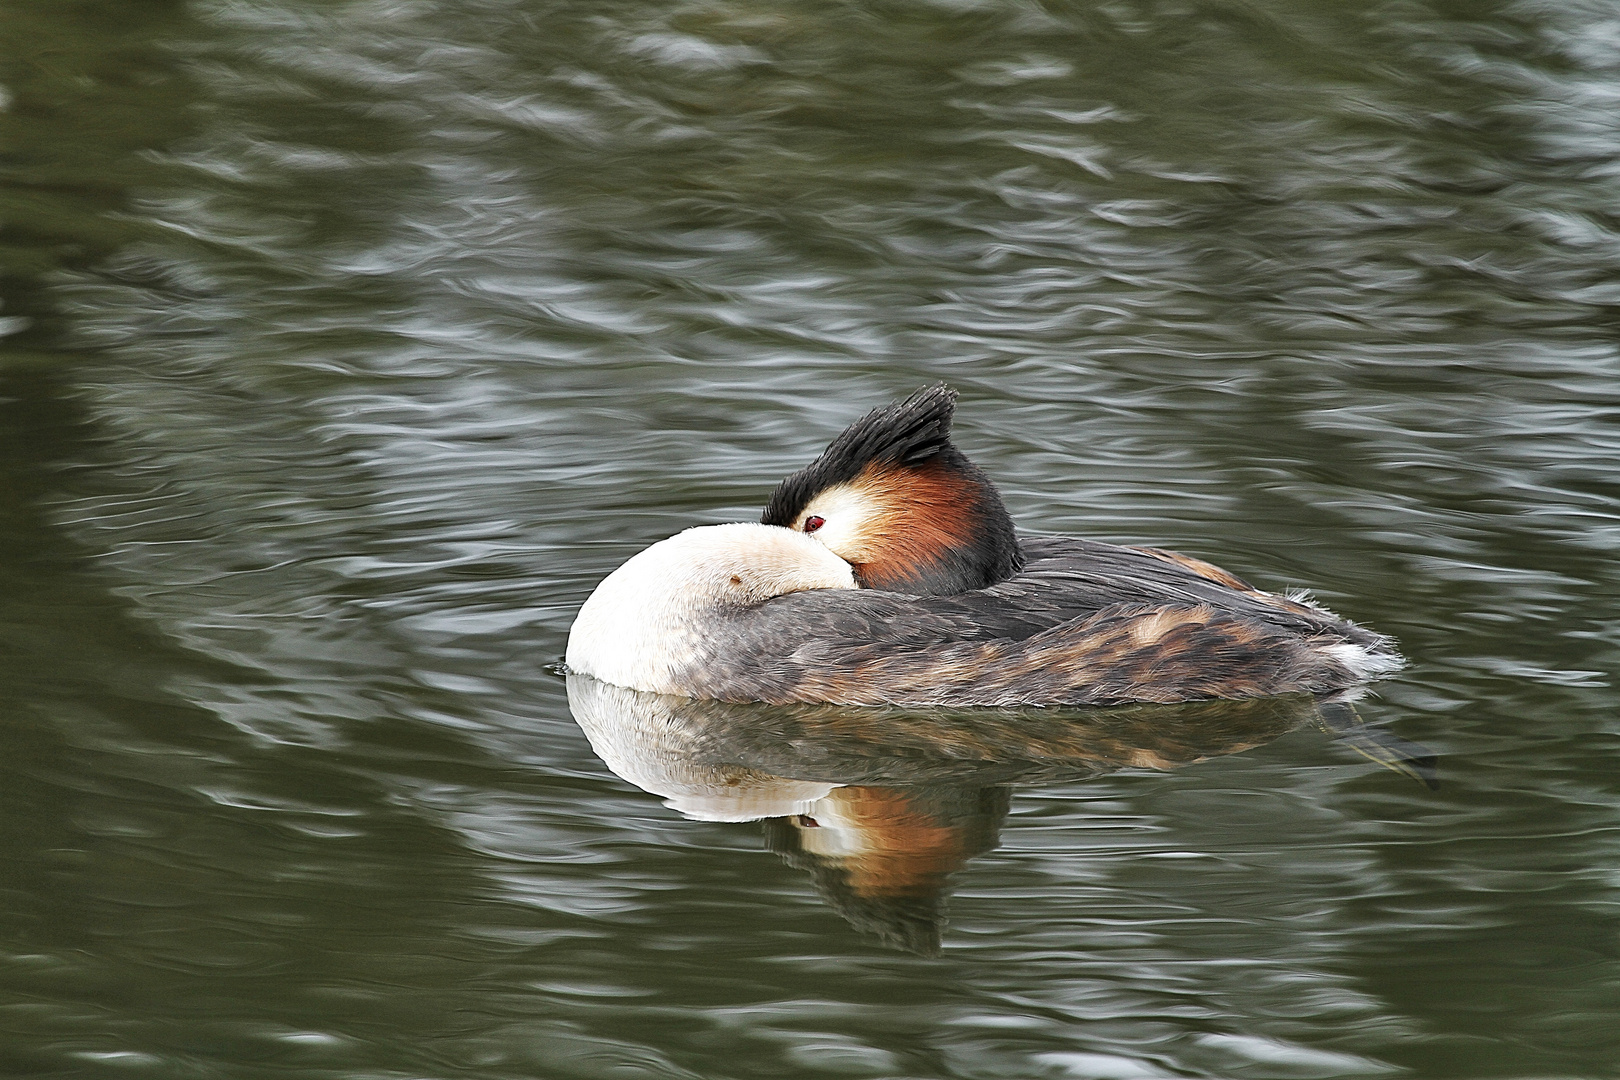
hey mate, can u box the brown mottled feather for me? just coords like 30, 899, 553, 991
674, 536, 1398, 707
1130, 546, 1258, 592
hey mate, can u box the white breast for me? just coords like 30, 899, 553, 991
565, 522, 857, 695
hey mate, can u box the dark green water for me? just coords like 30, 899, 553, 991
3, 1, 1618, 1077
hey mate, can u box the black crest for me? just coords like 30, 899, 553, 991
762, 384, 960, 528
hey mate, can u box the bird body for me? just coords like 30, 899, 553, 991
566, 386, 1402, 706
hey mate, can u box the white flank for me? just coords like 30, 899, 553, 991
1323, 641, 1406, 681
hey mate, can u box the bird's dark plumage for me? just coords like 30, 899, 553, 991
673, 536, 1398, 706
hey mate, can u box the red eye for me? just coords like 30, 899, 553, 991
803, 515, 826, 534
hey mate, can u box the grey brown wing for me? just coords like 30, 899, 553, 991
683, 594, 1381, 707
674, 535, 1396, 706
673, 588, 986, 703
1005, 537, 1385, 646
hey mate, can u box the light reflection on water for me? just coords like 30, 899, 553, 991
3, 0, 1619, 1077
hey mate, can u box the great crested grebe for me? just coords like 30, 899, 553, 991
565, 385, 1403, 706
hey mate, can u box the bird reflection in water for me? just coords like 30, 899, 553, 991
765, 786, 1010, 955
565, 676, 1434, 955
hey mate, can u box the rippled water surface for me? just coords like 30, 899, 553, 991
4, 1, 1619, 1077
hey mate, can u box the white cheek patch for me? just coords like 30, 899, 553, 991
800, 484, 877, 561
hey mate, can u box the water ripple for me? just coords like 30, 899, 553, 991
3, 0, 1619, 1076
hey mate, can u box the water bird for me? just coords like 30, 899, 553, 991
565, 385, 1403, 706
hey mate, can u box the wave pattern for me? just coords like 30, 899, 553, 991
2, 0, 1618, 1077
